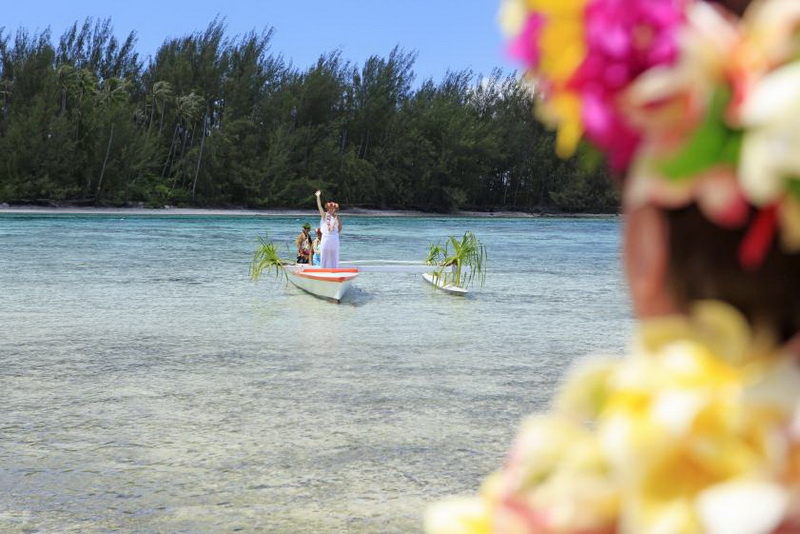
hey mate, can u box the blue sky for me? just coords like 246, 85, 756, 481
3, 0, 517, 83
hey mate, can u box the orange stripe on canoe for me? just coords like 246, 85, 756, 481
293, 272, 359, 283
303, 268, 359, 273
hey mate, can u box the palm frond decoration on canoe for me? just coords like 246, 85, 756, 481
425, 231, 487, 290
250, 234, 289, 282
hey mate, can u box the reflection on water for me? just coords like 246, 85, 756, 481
0, 214, 632, 533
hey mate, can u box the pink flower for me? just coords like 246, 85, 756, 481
569, 0, 687, 169
508, 13, 546, 67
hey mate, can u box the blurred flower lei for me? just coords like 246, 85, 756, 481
424, 2, 800, 533
426, 302, 800, 534
498, 0, 800, 269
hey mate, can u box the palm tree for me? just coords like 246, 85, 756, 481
425, 231, 487, 289
0, 79, 13, 126
146, 80, 173, 135
191, 108, 209, 200
94, 77, 130, 199
163, 91, 204, 185
56, 64, 78, 115
75, 68, 97, 110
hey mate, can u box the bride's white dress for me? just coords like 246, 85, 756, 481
319, 214, 340, 268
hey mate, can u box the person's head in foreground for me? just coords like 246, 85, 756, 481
426, 0, 800, 532
325, 201, 339, 215
302, 222, 311, 235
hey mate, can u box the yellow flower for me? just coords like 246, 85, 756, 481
779, 195, 800, 251
515, 0, 588, 158
535, 1, 586, 156
495, 416, 619, 533
427, 301, 800, 534
530, 0, 586, 84
540, 93, 584, 159
555, 355, 617, 420
424, 497, 492, 534
503, 415, 590, 488
594, 303, 800, 533
737, 0, 800, 79
697, 480, 789, 534
498, 0, 527, 38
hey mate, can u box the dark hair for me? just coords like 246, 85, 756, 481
713, 0, 750, 16
665, 205, 800, 342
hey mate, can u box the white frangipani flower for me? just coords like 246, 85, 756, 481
739, 63, 800, 206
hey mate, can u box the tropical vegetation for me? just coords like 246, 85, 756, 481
0, 19, 618, 213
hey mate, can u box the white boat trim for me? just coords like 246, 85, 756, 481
422, 272, 468, 295
339, 260, 430, 273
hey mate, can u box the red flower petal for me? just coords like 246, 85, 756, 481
738, 205, 778, 271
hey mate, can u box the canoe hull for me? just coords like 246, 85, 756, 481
422, 272, 468, 296
286, 266, 359, 303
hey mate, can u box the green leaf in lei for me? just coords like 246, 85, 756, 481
787, 179, 800, 200
660, 86, 743, 181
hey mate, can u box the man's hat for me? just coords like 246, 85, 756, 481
303, 222, 311, 230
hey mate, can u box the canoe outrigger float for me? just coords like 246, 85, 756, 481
285, 265, 360, 303
421, 271, 469, 296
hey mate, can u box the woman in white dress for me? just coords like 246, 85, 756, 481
315, 190, 342, 268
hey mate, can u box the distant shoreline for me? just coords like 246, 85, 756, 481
0, 205, 619, 219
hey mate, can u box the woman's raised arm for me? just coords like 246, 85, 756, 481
315, 190, 324, 217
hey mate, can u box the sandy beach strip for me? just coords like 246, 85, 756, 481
0, 205, 617, 218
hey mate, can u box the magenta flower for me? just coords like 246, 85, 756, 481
570, 0, 687, 170
508, 13, 545, 68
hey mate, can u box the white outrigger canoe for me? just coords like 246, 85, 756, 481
422, 271, 468, 296
285, 265, 360, 303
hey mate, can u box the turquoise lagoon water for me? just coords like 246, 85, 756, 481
0, 213, 632, 533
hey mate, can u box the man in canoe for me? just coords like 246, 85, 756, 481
295, 222, 313, 264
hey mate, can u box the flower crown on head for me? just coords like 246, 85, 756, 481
500, 0, 800, 268
325, 201, 339, 210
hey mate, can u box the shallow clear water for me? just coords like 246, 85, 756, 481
0, 214, 633, 533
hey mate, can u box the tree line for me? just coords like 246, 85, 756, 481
0, 18, 618, 213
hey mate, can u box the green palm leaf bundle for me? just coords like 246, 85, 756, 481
426, 231, 487, 289
426, 243, 446, 266
250, 235, 289, 282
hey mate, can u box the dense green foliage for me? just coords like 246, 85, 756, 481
0, 19, 618, 212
